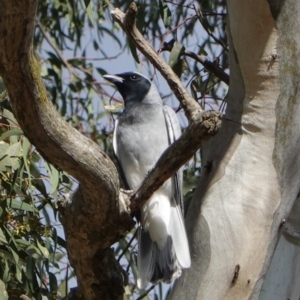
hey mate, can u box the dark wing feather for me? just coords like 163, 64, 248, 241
163, 106, 184, 212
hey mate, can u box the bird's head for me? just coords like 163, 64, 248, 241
103, 72, 152, 104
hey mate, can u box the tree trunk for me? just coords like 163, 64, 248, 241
172, 0, 300, 299
0, 1, 133, 299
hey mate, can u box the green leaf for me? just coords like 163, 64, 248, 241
10, 248, 19, 266
168, 41, 185, 77
0, 142, 9, 172
26, 245, 45, 261
25, 256, 34, 292
5, 141, 22, 170
2, 260, 10, 283
15, 238, 31, 247
49, 272, 58, 293
15, 263, 22, 283
84, 0, 95, 27
198, 46, 208, 56
127, 37, 140, 64
169, 41, 184, 65
0, 250, 12, 261
7, 199, 35, 212
30, 161, 48, 199
37, 240, 49, 259
159, 0, 172, 29
2, 109, 17, 127
46, 163, 59, 195
22, 137, 32, 191
0, 280, 8, 300
0, 129, 23, 141
31, 150, 41, 163
0, 227, 7, 244
0, 90, 8, 103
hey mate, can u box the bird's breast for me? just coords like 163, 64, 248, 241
116, 104, 169, 189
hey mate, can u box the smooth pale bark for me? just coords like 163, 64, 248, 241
172, 0, 300, 299
260, 0, 300, 299
260, 197, 300, 300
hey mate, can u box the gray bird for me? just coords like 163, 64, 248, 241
103, 72, 190, 289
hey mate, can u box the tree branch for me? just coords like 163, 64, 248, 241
161, 39, 229, 85
0, 1, 133, 299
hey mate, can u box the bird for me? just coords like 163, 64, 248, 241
103, 72, 191, 289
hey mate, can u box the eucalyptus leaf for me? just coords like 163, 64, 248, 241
168, 42, 185, 77
2, 109, 17, 127
85, 1, 95, 27
0, 279, 8, 300
0, 227, 7, 244
6, 199, 35, 212
48, 272, 58, 293
26, 245, 45, 261
0, 129, 23, 141
128, 37, 140, 64
37, 240, 49, 259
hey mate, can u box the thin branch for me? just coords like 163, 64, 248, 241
117, 228, 138, 262
194, 6, 228, 52
162, 39, 229, 85
135, 284, 156, 300
67, 52, 123, 61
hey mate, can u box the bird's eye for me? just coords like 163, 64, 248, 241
130, 74, 138, 80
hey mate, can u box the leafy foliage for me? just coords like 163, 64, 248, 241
0, 102, 73, 299
0, 0, 227, 299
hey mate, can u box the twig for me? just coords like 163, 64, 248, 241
161, 39, 229, 85
135, 284, 156, 300
194, 6, 228, 52
117, 228, 138, 262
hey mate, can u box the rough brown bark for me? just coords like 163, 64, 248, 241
0, 1, 133, 299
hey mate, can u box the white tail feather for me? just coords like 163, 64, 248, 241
169, 205, 191, 268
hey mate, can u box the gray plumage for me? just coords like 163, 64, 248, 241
103, 72, 191, 289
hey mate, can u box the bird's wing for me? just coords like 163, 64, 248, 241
113, 119, 130, 189
163, 106, 191, 269
162, 106, 183, 211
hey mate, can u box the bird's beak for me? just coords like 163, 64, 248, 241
103, 74, 124, 84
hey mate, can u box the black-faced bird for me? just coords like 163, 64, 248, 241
103, 72, 191, 289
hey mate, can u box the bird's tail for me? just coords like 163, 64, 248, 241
137, 204, 190, 289
137, 229, 181, 289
